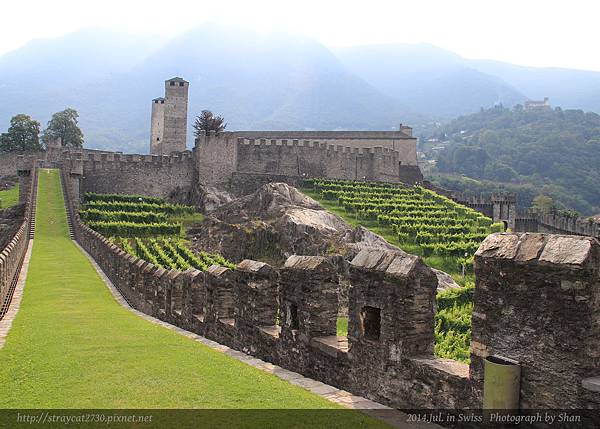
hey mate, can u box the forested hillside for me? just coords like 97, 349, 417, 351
428, 106, 600, 215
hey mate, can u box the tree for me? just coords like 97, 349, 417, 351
0, 114, 41, 152
532, 194, 557, 214
42, 108, 84, 148
193, 110, 227, 137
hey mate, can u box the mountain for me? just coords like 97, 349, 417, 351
334, 43, 600, 119
3, 29, 600, 152
0, 26, 420, 153
428, 106, 600, 215
469, 59, 600, 113
333, 44, 525, 118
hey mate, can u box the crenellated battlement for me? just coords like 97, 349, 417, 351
61, 149, 193, 166
194, 130, 413, 191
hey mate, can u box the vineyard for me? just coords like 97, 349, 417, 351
303, 178, 501, 363
80, 192, 234, 271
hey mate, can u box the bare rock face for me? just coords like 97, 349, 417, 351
168, 183, 234, 213
432, 268, 461, 292
188, 182, 397, 264
196, 185, 235, 213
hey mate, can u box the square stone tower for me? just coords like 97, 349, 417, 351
150, 77, 189, 155
150, 97, 165, 154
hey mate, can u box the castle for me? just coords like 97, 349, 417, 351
148, 77, 422, 186
2, 76, 600, 420
150, 77, 189, 155
524, 97, 551, 111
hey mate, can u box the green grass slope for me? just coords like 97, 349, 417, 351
0, 169, 386, 427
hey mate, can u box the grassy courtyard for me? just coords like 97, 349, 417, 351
0, 170, 385, 427
0, 183, 19, 209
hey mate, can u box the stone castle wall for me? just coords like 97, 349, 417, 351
0, 164, 35, 311
73, 217, 477, 410
227, 130, 417, 165
0, 151, 44, 177
195, 131, 422, 194
473, 233, 600, 409
60, 162, 600, 417
515, 209, 600, 238
60, 151, 195, 200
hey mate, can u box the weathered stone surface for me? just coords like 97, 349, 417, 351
514, 233, 545, 261
188, 183, 398, 264
284, 255, 332, 271
207, 265, 230, 277
184, 183, 234, 213
236, 259, 273, 275
432, 268, 461, 291
385, 254, 419, 277
350, 249, 389, 270
539, 235, 593, 266
475, 233, 519, 259
473, 232, 600, 409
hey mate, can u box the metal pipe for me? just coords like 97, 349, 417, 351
483, 354, 521, 409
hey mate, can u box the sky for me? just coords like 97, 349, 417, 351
1, 0, 599, 71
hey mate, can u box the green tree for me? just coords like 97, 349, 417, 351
193, 110, 227, 137
0, 114, 41, 152
42, 108, 84, 148
532, 194, 556, 214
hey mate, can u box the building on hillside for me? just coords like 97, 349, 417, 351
524, 97, 551, 110
150, 77, 189, 155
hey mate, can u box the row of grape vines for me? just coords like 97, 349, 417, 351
116, 237, 235, 271
304, 179, 494, 364
305, 178, 503, 258
80, 193, 234, 271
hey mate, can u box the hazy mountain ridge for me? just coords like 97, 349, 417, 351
2, 27, 600, 152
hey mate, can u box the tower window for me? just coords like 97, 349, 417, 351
179, 82, 184, 87
160, 100, 164, 104
156, 137, 160, 141
287, 303, 299, 330
170, 81, 175, 86
361, 306, 381, 341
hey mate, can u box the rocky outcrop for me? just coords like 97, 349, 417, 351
188, 182, 397, 264
168, 182, 234, 213
432, 268, 461, 291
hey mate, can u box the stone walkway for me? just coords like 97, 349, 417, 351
74, 241, 440, 429
0, 240, 33, 349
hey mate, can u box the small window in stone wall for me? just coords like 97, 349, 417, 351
170, 81, 175, 86
287, 302, 299, 330
179, 82, 184, 87
361, 306, 381, 341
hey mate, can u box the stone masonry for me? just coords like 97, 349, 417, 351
150, 77, 189, 155
66, 190, 600, 419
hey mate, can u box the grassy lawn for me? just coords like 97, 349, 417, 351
0, 170, 387, 427
0, 183, 19, 209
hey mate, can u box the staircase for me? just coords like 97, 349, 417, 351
28, 169, 38, 239
60, 171, 75, 240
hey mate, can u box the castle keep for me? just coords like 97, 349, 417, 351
150, 77, 189, 155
